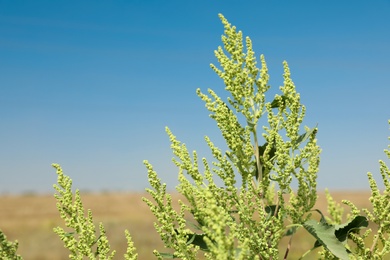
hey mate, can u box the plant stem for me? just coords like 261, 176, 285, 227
283, 233, 294, 260
298, 248, 315, 260
370, 231, 380, 253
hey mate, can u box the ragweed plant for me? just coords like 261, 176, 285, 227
1, 13, 390, 260
51, 164, 137, 260
320, 120, 390, 260
142, 14, 369, 260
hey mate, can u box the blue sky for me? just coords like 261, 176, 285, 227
0, 1, 389, 194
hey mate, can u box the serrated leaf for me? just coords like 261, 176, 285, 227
303, 219, 349, 260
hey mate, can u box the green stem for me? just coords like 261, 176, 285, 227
298, 247, 315, 260
252, 126, 262, 185
370, 229, 380, 253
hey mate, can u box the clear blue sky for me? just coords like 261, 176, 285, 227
1, 1, 389, 194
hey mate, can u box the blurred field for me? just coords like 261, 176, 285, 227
0, 191, 373, 259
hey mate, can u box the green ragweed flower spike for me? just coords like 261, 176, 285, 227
0, 229, 22, 260
52, 163, 116, 259
52, 163, 138, 260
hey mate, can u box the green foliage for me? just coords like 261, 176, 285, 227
142, 14, 390, 260
0, 229, 22, 260
1, 14, 390, 260
321, 120, 390, 259
144, 13, 322, 259
52, 163, 138, 260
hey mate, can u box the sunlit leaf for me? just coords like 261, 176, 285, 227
294, 125, 318, 147
159, 252, 177, 259
303, 219, 349, 260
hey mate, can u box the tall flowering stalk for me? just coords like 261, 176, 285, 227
144, 14, 324, 259
51, 164, 137, 260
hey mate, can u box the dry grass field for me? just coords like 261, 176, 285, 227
0, 191, 373, 259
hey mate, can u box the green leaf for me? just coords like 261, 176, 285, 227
257, 141, 277, 179
312, 215, 369, 248
270, 95, 288, 108
246, 120, 256, 129
303, 219, 350, 260
312, 209, 327, 224
226, 151, 249, 178
159, 252, 177, 259
265, 205, 279, 218
186, 233, 210, 251
294, 125, 318, 147
335, 215, 368, 243
284, 226, 298, 236
175, 229, 211, 252
228, 210, 239, 221
187, 220, 203, 231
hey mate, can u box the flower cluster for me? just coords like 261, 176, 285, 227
145, 14, 321, 259
0, 229, 22, 260
52, 164, 137, 260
